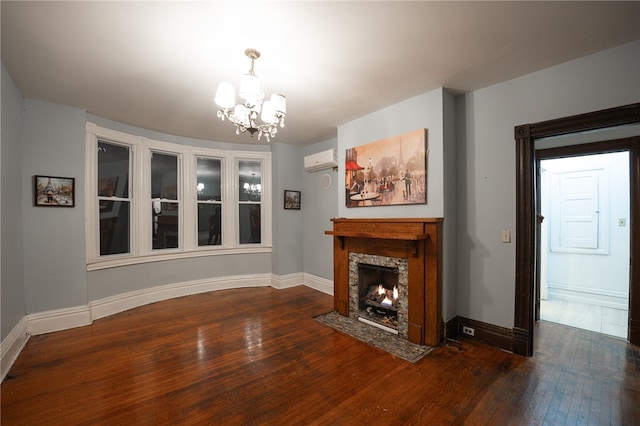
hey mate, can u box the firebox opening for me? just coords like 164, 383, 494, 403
357, 263, 400, 331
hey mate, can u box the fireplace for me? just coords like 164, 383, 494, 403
326, 218, 443, 346
357, 263, 401, 330
350, 255, 408, 338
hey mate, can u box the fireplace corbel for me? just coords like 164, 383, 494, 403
326, 218, 443, 347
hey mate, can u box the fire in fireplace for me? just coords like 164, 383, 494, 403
348, 252, 409, 339
358, 263, 400, 331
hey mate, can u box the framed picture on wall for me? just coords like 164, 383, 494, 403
284, 190, 301, 210
34, 175, 75, 207
345, 128, 427, 208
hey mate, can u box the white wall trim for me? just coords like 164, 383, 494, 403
271, 272, 304, 290
1, 316, 29, 382
28, 305, 92, 336
303, 273, 333, 295
547, 282, 628, 310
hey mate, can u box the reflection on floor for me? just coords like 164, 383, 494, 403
540, 298, 628, 339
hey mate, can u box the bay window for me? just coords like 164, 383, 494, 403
85, 123, 272, 269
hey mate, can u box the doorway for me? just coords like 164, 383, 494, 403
513, 103, 640, 357
538, 152, 630, 339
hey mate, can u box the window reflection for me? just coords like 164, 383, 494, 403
152, 202, 179, 249
98, 141, 130, 255
197, 158, 222, 246
198, 204, 222, 246
99, 201, 130, 255
151, 152, 179, 250
239, 161, 261, 202
196, 158, 221, 201
239, 204, 261, 244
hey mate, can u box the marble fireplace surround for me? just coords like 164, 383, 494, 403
326, 218, 443, 347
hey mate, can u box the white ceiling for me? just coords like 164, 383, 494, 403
2, 1, 639, 146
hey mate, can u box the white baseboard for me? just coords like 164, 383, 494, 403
28, 305, 92, 336
303, 273, 333, 295
546, 283, 628, 310
271, 272, 304, 289
1, 316, 29, 382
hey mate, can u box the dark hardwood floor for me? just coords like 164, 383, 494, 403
2, 286, 639, 425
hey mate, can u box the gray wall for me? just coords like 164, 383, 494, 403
88, 253, 272, 301
456, 40, 640, 329
442, 89, 458, 322
271, 142, 304, 276
21, 99, 88, 313
302, 139, 338, 280
1, 66, 26, 339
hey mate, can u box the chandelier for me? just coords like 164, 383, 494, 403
215, 48, 286, 142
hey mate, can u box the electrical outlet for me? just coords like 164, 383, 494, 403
462, 326, 475, 336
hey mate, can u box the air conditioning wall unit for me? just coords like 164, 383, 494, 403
304, 149, 338, 172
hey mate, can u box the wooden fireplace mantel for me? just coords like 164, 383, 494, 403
325, 219, 433, 256
326, 218, 443, 347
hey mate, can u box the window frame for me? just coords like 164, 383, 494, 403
85, 122, 272, 271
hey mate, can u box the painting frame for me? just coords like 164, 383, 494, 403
345, 128, 427, 208
34, 175, 75, 207
284, 190, 301, 210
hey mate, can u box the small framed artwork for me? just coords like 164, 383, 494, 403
284, 190, 301, 210
34, 175, 75, 207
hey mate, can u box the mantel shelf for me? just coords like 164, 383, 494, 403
324, 230, 429, 241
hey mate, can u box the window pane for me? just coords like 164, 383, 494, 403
98, 141, 129, 198
196, 158, 222, 201
151, 152, 178, 199
238, 161, 261, 202
198, 204, 222, 246
239, 204, 261, 244
152, 202, 179, 249
99, 201, 130, 255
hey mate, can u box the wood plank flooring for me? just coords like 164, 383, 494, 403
2, 286, 639, 425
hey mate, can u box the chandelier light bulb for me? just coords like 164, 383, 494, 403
239, 74, 262, 107
214, 82, 235, 109
270, 93, 286, 115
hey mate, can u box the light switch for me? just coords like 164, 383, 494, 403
618, 218, 626, 227
501, 230, 511, 243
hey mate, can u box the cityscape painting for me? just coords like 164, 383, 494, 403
345, 128, 427, 208
34, 175, 75, 207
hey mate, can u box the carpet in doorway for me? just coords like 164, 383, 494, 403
314, 311, 433, 363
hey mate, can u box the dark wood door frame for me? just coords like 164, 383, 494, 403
514, 103, 640, 357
